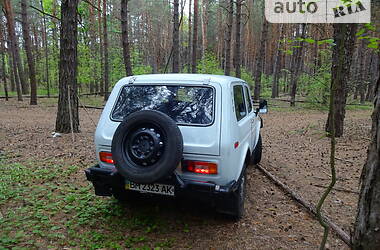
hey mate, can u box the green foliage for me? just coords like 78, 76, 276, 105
197, 52, 224, 75
0, 155, 178, 249
259, 74, 273, 98
356, 23, 380, 51
240, 68, 254, 86
298, 49, 332, 107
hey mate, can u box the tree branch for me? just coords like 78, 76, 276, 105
30, 5, 60, 20
256, 164, 351, 247
81, 0, 101, 12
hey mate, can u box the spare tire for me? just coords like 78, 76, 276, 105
111, 110, 183, 184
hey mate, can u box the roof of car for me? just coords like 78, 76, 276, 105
121, 73, 246, 85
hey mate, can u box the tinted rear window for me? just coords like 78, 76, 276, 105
111, 85, 214, 125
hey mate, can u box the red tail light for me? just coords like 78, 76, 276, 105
99, 152, 114, 164
182, 160, 217, 174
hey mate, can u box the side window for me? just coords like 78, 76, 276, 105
244, 86, 253, 113
233, 85, 247, 121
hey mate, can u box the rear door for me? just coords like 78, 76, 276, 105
180, 82, 221, 156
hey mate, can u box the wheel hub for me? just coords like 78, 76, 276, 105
127, 127, 164, 166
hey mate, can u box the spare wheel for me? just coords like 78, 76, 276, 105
111, 110, 183, 184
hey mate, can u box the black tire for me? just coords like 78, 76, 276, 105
252, 134, 262, 165
111, 110, 183, 184
217, 167, 247, 220
231, 167, 247, 220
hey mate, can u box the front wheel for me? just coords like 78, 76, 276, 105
252, 134, 262, 165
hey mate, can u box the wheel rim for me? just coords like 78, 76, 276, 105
125, 126, 165, 166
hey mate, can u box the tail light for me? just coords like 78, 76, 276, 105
182, 160, 217, 174
99, 152, 114, 164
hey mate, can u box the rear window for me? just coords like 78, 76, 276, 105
111, 85, 214, 125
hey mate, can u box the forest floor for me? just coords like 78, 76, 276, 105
0, 98, 372, 249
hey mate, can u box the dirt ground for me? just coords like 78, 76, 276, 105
0, 99, 372, 249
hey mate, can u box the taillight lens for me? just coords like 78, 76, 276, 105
182, 160, 217, 174
99, 152, 114, 164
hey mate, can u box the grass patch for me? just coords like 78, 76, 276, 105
0, 156, 176, 249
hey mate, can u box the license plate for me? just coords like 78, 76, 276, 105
125, 182, 175, 196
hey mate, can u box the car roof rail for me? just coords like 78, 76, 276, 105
128, 77, 137, 84
203, 78, 211, 85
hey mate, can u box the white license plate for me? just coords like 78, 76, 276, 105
125, 182, 175, 196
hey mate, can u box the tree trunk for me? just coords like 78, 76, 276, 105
357, 39, 367, 104
325, 24, 358, 137
7, 48, 15, 92
191, 0, 198, 73
272, 24, 284, 98
0, 12, 8, 101
98, 0, 104, 95
224, 0, 233, 76
172, 0, 180, 73
55, 0, 79, 133
187, 0, 192, 73
88, 0, 99, 93
0, 32, 8, 101
1, 51, 8, 101
253, 18, 268, 100
366, 53, 378, 102
353, 53, 380, 250
40, 0, 50, 97
121, 0, 133, 76
290, 24, 307, 107
21, 0, 37, 105
103, 0, 109, 101
201, 0, 208, 59
2, 0, 23, 101
233, 0, 242, 78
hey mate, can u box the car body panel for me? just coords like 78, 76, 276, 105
95, 74, 262, 186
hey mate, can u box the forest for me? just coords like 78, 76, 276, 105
0, 0, 379, 249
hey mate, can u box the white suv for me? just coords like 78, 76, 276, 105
85, 74, 266, 219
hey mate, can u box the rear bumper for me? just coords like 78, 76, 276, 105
84, 165, 237, 198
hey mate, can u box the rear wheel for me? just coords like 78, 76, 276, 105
252, 134, 262, 165
217, 167, 247, 220
231, 168, 247, 220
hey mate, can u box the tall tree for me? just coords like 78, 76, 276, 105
289, 23, 307, 107
233, 0, 242, 78
224, 0, 233, 76
271, 24, 284, 98
325, 24, 358, 137
353, 53, 380, 250
0, 14, 8, 101
253, 17, 268, 100
121, 0, 133, 76
191, 0, 198, 73
1, 0, 24, 100
172, 0, 180, 73
55, 0, 79, 133
21, 0, 37, 105
187, 0, 192, 73
40, 0, 50, 97
103, 0, 109, 100
201, 0, 208, 59
98, 0, 104, 95
88, 0, 99, 93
